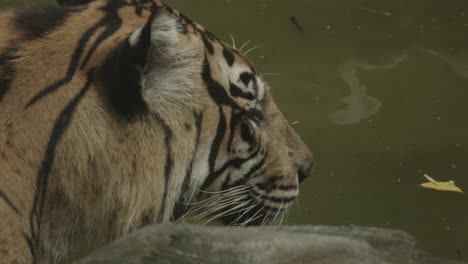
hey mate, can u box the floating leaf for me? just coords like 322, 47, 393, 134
420, 174, 464, 193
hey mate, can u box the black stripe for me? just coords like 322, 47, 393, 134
0, 191, 21, 216
252, 175, 284, 193
277, 184, 298, 191
254, 183, 297, 194
223, 48, 235, 66
245, 108, 264, 124
227, 145, 262, 170
179, 13, 194, 25
97, 7, 159, 119
230, 82, 255, 101
251, 191, 296, 204
28, 71, 94, 258
204, 143, 263, 191
243, 150, 267, 181
221, 172, 232, 190
181, 111, 203, 194
0, 50, 17, 103
226, 111, 242, 152
153, 113, 173, 222
57, 0, 94, 6
79, 15, 122, 69
26, 2, 124, 108
131, 0, 144, 16
131, 10, 157, 66
14, 6, 70, 40
228, 150, 267, 188
199, 106, 226, 190
209, 106, 226, 174
239, 72, 256, 87
202, 56, 237, 107
23, 233, 36, 264
202, 36, 214, 54
99, 40, 148, 119
171, 111, 203, 220
25, 21, 101, 107
240, 122, 255, 146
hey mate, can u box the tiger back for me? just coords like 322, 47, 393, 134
0, 0, 313, 263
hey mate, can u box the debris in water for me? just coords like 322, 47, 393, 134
289, 16, 304, 33
290, 121, 300, 125
420, 174, 464, 193
359, 6, 392, 17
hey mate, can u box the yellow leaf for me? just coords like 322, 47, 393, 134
420, 174, 464, 193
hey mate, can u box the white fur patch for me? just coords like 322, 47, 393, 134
149, 12, 181, 49
129, 27, 143, 47
256, 78, 266, 101
141, 11, 204, 116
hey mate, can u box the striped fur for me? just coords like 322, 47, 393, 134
0, 0, 313, 263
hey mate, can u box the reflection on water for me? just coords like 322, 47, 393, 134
1, 0, 467, 262
331, 52, 407, 125
418, 47, 468, 79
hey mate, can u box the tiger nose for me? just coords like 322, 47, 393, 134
297, 154, 314, 183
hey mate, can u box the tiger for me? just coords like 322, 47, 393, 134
0, 0, 314, 263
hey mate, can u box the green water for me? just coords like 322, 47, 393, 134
3, 0, 468, 261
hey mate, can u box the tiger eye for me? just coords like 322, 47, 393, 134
240, 122, 255, 146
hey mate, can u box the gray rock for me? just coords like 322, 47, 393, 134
74, 224, 466, 264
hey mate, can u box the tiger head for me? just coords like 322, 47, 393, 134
54, 0, 313, 226
141, 5, 314, 225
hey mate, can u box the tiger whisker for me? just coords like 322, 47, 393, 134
191, 200, 248, 224
244, 45, 263, 56
230, 201, 258, 226
260, 73, 281, 76
198, 190, 249, 207
181, 187, 249, 206
241, 203, 266, 227
180, 196, 231, 217
238, 40, 252, 53
196, 185, 251, 195
240, 209, 265, 227
294, 198, 300, 208
184, 185, 199, 210
279, 209, 286, 226
188, 194, 250, 222
184, 193, 249, 218
177, 190, 249, 222
202, 201, 251, 225
190, 189, 248, 205
271, 201, 284, 225
260, 205, 273, 226
188, 202, 236, 223
228, 33, 237, 49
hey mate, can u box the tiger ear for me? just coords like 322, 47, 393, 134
100, 9, 202, 118
125, 11, 156, 67
128, 9, 204, 113
128, 9, 187, 67
57, 0, 95, 6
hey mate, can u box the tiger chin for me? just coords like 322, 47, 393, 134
0, 0, 313, 263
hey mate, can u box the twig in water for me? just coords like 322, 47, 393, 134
289, 16, 304, 33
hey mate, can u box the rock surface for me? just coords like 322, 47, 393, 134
74, 224, 466, 264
